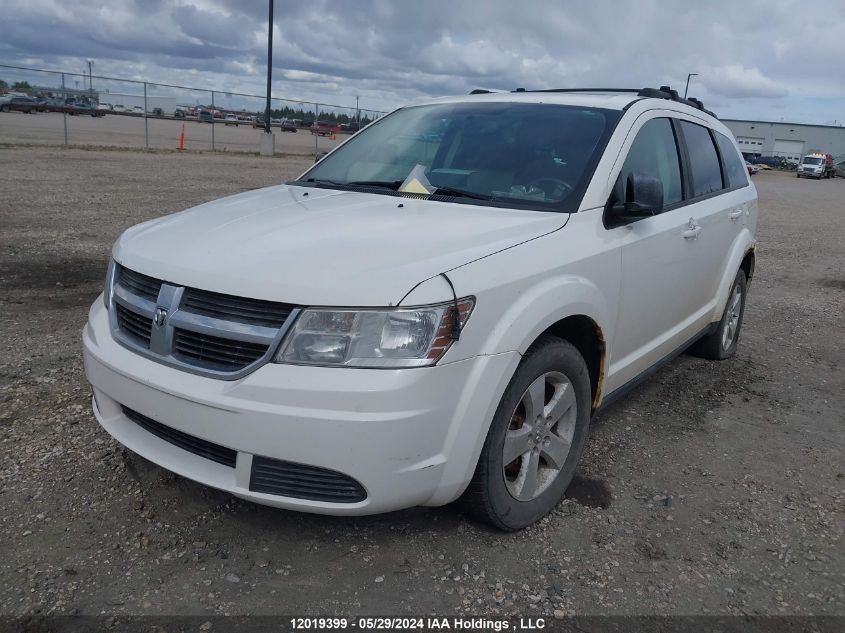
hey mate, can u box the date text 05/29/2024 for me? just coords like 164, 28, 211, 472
289, 617, 547, 631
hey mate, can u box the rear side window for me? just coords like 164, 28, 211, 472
612, 118, 683, 207
715, 132, 749, 188
680, 121, 724, 197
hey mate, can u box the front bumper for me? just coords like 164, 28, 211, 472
83, 298, 519, 515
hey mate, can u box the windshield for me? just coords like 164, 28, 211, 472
802, 157, 822, 165
297, 102, 620, 212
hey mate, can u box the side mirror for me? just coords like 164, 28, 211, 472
610, 172, 664, 220
314, 151, 328, 163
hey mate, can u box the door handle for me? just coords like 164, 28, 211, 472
682, 218, 702, 240
728, 209, 743, 220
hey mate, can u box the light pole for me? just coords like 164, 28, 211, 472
264, 0, 273, 134
86, 59, 94, 93
684, 73, 698, 99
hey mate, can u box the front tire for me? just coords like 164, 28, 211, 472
690, 269, 747, 360
463, 336, 592, 530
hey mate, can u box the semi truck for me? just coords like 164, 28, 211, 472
797, 152, 835, 179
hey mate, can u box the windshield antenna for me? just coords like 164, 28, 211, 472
439, 272, 462, 340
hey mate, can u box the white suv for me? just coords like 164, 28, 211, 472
83, 86, 757, 530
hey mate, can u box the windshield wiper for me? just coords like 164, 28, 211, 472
301, 178, 401, 190
431, 186, 494, 201
296, 179, 493, 201
347, 180, 402, 190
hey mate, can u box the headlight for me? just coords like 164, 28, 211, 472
275, 298, 474, 368
103, 259, 116, 309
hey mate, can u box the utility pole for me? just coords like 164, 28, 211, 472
356, 95, 360, 130
86, 59, 94, 94
264, 0, 273, 134
684, 73, 698, 99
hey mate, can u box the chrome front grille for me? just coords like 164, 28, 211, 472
115, 302, 153, 346
174, 328, 269, 371
110, 265, 299, 379
182, 287, 293, 328
119, 267, 162, 302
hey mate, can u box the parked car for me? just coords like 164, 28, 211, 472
84, 86, 757, 530
224, 113, 239, 126
310, 120, 341, 136
0, 96, 40, 113
745, 161, 759, 176
64, 102, 103, 117
280, 118, 298, 133
96, 103, 112, 112
113, 104, 127, 112
151, 107, 164, 117
197, 110, 214, 123
753, 156, 789, 169
174, 109, 186, 119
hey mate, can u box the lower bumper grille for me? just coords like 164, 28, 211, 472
122, 406, 237, 468
249, 456, 367, 503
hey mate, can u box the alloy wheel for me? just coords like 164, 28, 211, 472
502, 371, 577, 501
722, 284, 743, 351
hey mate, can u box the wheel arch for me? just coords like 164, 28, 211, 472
539, 315, 606, 411
710, 230, 756, 323
740, 248, 755, 283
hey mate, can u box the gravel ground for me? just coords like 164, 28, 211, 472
0, 147, 843, 618
0, 110, 344, 155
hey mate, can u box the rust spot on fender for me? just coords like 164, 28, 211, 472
592, 323, 606, 410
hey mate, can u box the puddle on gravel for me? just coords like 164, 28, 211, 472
819, 277, 845, 290
0, 254, 106, 290
565, 474, 612, 508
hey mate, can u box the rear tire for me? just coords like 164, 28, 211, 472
690, 269, 747, 360
463, 336, 592, 530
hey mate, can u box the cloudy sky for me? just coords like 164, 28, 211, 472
1, 0, 844, 123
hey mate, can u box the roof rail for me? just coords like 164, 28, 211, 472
636, 86, 717, 118
470, 85, 717, 118
512, 88, 641, 94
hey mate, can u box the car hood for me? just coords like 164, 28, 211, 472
114, 185, 567, 306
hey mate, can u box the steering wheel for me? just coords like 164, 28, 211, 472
526, 177, 573, 199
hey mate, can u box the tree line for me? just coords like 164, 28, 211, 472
0, 79, 34, 93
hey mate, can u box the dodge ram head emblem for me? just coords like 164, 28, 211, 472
154, 307, 168, 327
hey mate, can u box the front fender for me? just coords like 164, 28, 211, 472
402, 272, 614, 364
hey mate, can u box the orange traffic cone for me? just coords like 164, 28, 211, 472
177, 124, 185, 151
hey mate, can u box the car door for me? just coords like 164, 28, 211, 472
711, 129, 756, 294
674, 120, 747, 321
605, 115, 718, 389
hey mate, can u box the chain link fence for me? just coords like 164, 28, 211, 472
0, 64, 387, 158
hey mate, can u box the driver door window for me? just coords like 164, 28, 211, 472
612, 118, 683, 211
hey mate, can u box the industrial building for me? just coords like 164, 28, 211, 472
723, 119, 845, 164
